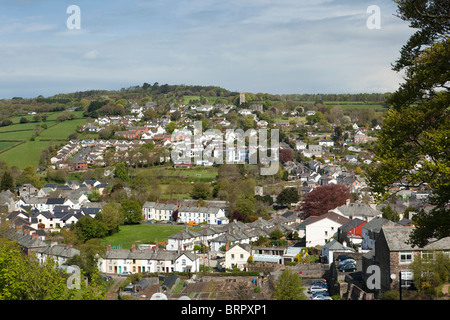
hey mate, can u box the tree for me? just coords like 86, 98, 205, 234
0, 240, 104, 300
273, 268, 306, 300
190, 182, 211, 200
172, 209, 179, 222
276, 187, 299, 206
0, 241, 75, 300
300, 184, 350, 218
96, 202, 122, 235
114, 162, 130, 182
410, 251, 450, 297
381, 205, 400, 222
235, 198, 256, 221
165, 121, 177, 134
0, 171, 14, 191
279, 148, 294, 163
367, 0, 450, 247
74, 216, 108, 242
119, 199, 143, 225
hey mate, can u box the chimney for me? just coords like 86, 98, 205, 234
15, 224, 23, 233
31, 232, 38, 239
131, 244, 135, 253
107, 244, 111, 252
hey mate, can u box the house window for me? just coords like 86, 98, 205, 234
400, 270, 414, 288
231, 254, 235, 259
400, 251, 413, 263
324, 231, 328, 236
240, 254, 244, 259
182, 259, 186, 266
421, 251, 434, 261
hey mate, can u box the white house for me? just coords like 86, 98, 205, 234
318, 139, 334, 147
167, 229, 201, 252
174, 252, 200, 272
297, 211, 351, 247
224, 243, 251, 270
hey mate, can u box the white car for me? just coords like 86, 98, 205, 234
308, 285, 328, 294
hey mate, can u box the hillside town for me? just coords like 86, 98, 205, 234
1, 93, 447, 302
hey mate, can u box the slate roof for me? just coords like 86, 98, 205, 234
381, 226, 450, 251
362, 217, 396, 232
333, 203, 382, 218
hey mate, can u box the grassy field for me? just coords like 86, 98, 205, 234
102, 224, 185, 249
183, 95, 218, 105
38, 118, 86, 140
138, 165, 218, 183
0, 141, 20, 151
0, 140, 57, 169
0, 111, 87, 168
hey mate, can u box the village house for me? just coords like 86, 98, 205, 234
330, 201, 382, 222
224, 243, 251, 270
372, 226, 450, 292
101, 245, 200, 274
295, 211, 351, 247
361, 217, 397, 250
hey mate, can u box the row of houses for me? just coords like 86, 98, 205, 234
143, 201, 229, 225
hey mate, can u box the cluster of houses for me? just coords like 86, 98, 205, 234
3, 180, 107, 238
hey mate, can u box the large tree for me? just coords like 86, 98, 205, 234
300, 184, 350, 218
367, 0, 450, 247
273, 268, 306, 300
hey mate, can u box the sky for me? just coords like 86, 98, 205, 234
0, 0, 415, 99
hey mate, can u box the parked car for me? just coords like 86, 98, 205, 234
101, 274, 112, 281
338, 258, 356, 268
338, 261, 357, 272
311, 292, 331, 300
312, 279, 327, 287
314, 295, 333, 300
308, 284, 328, 294
336, 254, 350, 262
121, 271, 132, 276
311, 291, 330, 299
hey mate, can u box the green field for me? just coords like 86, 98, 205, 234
38, 118, 86, 140
103, 224, 185, 249
0, 140, 55, 169
0, 141, 20, 152
0, 111, 87, 168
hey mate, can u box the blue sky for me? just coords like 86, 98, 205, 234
0, 0, 414, 99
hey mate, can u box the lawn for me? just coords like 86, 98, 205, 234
102, 224, 185, 249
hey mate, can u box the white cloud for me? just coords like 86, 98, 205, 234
82, 49, 100, 60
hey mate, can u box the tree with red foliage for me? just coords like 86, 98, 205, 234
300, 184, 350, 218
279, 148, 294, 163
